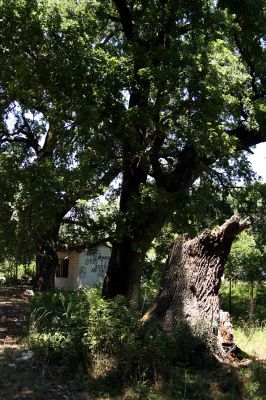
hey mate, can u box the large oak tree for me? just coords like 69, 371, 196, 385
0, 0, 265, 298
0, 0, 121, 288
101, 0, 266, 304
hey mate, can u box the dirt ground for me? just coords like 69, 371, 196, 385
0, 286, 93, 400
0, 286, 29, 353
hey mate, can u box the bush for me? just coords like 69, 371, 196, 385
81, 291, 139, 356
27, 288, 209, 391
27, 289, 265, 400
28, 289, 140, 367
28, 290, 87, 364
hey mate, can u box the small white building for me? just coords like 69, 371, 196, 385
55, 244, 111, 291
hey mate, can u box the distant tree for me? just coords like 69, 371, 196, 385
225, 230, 266, 321
232, 182, 266, 249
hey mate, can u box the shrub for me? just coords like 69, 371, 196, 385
27, 288, 209, 385
28, 289, 139, 367
28, 290, 90, 363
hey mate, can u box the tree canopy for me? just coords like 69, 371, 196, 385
0, 0, 265, 298
0, 0, 121, 270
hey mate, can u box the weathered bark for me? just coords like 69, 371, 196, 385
143, 215, 251, 355
35, 237, 59, 291
102, 241, 144, 304
34, 224, 60, 291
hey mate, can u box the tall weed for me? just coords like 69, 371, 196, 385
28, 289, 139, 366
234, 320, 266, 359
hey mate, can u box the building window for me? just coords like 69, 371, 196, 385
56, 258, 69, 278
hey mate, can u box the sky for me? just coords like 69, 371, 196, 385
249, 142, 266, 182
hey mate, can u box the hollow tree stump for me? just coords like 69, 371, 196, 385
143, 215, 251, 356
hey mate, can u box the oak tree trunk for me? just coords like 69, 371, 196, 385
102, 241, 144, 305
35, 232, 59, 291
102, 197, 167, 305
143, 215, 251, 356
102, 142, 149, 305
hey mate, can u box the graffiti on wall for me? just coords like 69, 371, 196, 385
79, 247, 110, 285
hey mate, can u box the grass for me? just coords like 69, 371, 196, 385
23, 287, 266, 400
234, 322, 266, 359
220, 281, 266, 323
221, 281, 266, 359
0, 353, 90, 400
1, 284, 266, 400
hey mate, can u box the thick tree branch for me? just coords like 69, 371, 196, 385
39, 129, 56, 159
228, 125, 266, 150
0, 122, 40, 156
151, 143, 203, 193
21, 115, 41, 155
150, 121, 266, 194
0, 135, 30, 147
234, 33, 258, 97
113, 0, 134, 40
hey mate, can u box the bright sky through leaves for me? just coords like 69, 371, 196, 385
249, 143, 266, 182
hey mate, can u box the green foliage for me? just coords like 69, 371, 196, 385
28, 289, 139, 364
0, 0, 265, 255
0, 0, 121, 263
221, 281, 266, 322
232, 182, 266, 249
13, 285, 266, 400
225, 231, 266, 283
0, 258, 35, 283
28, 288, 210, 387
82, 290, 139, 356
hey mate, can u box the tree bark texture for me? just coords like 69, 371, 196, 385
102, 154, 147, 304
143, 215, 251, 353
102, 241, 143, 304
35, 228, 60, 291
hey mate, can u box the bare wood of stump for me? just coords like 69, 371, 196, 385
142, 215, 251, 353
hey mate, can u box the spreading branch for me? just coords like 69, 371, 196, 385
113, 0, 134, 40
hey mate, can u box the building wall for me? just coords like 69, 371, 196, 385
77, 245, 111, 288
55, 251, 80, 291
55, 245, 111, 291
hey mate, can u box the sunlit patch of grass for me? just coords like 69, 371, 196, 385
234, 321, 266, 359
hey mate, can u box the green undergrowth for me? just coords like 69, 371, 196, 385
221, 281, 266, 358
220, 282, 266, 323
234, 321, 266, 359
25, 288, 266, 400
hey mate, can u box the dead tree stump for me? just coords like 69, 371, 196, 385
143, 215, 250, 357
